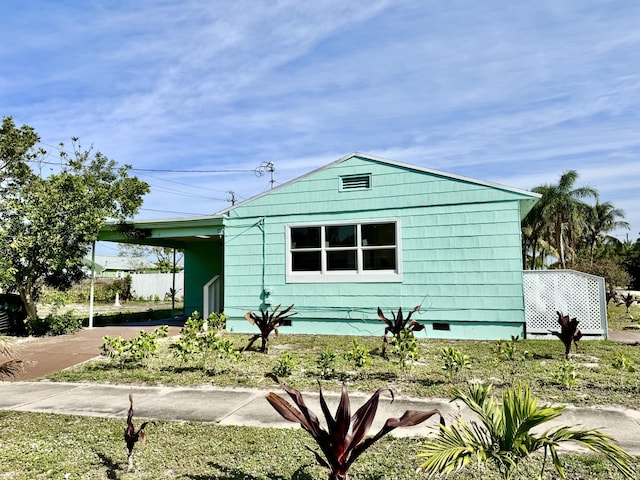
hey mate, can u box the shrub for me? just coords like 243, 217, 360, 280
316, 347, 337, 379
24, 312, 82, 336
206, 311, 226, 330
344, 339, 371, 371
109, 275, 133, 302
612, 351, 636, 372
170, 311, 237, 369
390, 327, 420, 371
377, 305, 425, 358
440, 346, 471, 381
272, 351, 296, 377
493, 335, 531, 383
101, 326, 169, 367
551, 358, 577, 389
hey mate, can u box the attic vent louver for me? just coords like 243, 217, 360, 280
340, 174, 371, 190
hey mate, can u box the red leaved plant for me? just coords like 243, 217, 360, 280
550, 311, 582, 359
265, 374, 443, 480
242, 304, 296, 353
377, 306, 425, 358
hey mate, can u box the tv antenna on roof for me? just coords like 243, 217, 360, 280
255, 161, 275, 189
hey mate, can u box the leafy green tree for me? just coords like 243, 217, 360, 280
0, 117, 149, 319
118, 243, 183, 273
0, 117, 40, 197
151, 246, 183, 272
572, 256, 631, 300
527, 170, 598, 269
621, 238, 640, 289
418, 383, 635, 480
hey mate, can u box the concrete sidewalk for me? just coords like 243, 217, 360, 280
1, 381, 639, 454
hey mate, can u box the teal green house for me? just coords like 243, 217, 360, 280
100, 153, 540, 339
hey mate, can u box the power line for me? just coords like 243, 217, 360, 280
139, 207, 212, 216
137, 171, 232, 195
130, 168, 254, 173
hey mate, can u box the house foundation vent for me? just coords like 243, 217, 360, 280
432, 323, 450, 331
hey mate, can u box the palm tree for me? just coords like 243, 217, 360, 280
0, 336, 23, 379
529, 170, 598, 269
583, 201, 630, 265
418, 383, 635, 480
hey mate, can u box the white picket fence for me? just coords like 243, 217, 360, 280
130, 272, 184, 300
523, 270, 607, 338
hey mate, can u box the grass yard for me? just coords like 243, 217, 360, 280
46, 304, 640, 409
0, 410, 637, 480
3, 304, 639, 479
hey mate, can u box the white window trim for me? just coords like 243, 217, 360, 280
286, 220, 402, 283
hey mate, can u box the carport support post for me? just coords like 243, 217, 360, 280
171, 248, 176, 319
88, 241, 96, 328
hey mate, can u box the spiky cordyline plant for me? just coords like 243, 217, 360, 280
242, 304, 296, 354
124, 394, 153, 469
418, 383, 636, 480
266, 374, 443, 480
377, 305, 425, 358
550, 311, 582, 359
617, 292, 638, 314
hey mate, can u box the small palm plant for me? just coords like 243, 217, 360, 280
0, 335, 23, 379
242, 304, 296, 354
377, 305, 425, 358
266, 375, 443, 480
418, 383, 636, 480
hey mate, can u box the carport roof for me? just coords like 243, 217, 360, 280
99, 215, 225, 248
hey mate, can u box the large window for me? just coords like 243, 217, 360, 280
287, 221, 401, 282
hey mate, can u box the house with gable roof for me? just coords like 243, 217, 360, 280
99, 153, 540, 339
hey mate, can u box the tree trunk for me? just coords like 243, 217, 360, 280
559, 228, 566, 269
531, 242, 538, 270
17, 281, 38, 320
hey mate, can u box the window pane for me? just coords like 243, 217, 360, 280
292, 251, 321, 271
363, 248, 396, 270
327, 250, 357, 270
291, 227, 320, 249
326, 225, 355, 247
362, 223, 395, 246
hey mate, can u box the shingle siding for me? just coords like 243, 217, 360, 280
222, 155, 532, 338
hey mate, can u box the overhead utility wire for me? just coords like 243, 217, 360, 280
130, 168, 255, 173
137, 171, 232, 195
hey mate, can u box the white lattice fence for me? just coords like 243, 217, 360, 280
523, 270, 607, 338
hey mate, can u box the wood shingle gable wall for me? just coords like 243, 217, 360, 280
222, 153, 539, 339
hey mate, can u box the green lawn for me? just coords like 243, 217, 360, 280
47, 304, 640, 408
0, 411, 637, 480
5, 303, 639, 479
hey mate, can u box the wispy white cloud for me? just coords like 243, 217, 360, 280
1, 0, 639, 237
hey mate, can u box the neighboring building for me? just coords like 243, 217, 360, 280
100, 153, 540, 339
90, 255, 156, 278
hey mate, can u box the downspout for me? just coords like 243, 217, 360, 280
88, 240, 96, 328
260, 217, 265, 295
258, 217, 267, 308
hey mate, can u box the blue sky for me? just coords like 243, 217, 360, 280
1, 0, 639, 257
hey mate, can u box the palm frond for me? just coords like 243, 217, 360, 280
0, 358, 23, 379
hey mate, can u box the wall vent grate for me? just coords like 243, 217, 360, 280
341, 174, 371, 190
